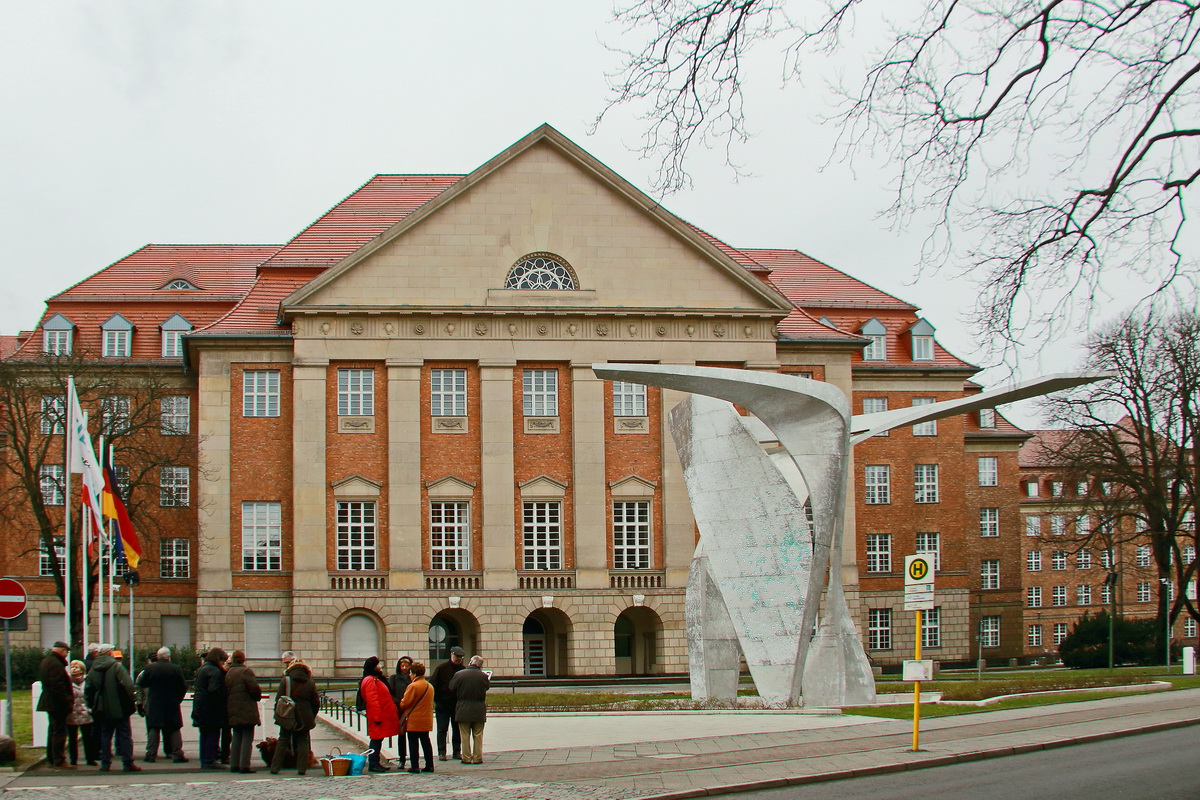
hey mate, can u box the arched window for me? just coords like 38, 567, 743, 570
160, 279, 199, 290
337, 613, 380, 660
504, 253, 577, 290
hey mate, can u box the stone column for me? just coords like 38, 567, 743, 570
196, 350, 233, 593
480, 361, 516, 588
292, 362, 328, 591
388, 361, 423, 589
571, 363, 607, 589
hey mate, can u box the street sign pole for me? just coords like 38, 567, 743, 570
912, 608, 922, 752
4, 619, 11, 737
0, 579, 29, 738
903, 555, 935, 753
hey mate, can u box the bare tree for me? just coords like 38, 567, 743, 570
600, 0, 1200, 349
1038, 309, 1200, 642
0, 350, 197, 649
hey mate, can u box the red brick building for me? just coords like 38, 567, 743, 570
2, 125, 1032, 677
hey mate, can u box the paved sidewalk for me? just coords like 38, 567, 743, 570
3, 688, 1199, 799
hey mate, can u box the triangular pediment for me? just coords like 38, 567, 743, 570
609, 475, 657, 498
282, 125, 791, 316
331, 474, 382, 498
426, 475, 476, 498
518, 475, 568, 499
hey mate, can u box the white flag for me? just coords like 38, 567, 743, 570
67, 377, 106, 535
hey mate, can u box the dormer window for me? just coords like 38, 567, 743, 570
160, 279, 199, 291
100, 314, 134, 358
909, 318, 936, 361
979, 408, 996, 428
42, 313, 75, 355
861, 318, 887, 361
504, 253, 577, 290
159, 313, 193, 360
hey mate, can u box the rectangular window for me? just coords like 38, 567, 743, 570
1101, 583, 1113, 606
243, 611, 281, 660
914, 464, 939, 503
522, 501, 562, 570
866, 533, 892, 573
338, 368, 374, 416
1185, 545, 1195, 564
243, 370, 281, 417
613, 501, 651, 569
101, 395, 130, 435
862, 397, 889, 435
336, 501, 377, 571
40, 464, 64, 506
912, 335, 934, 361
1076, 481, 1089, 496
863, 334, 886, 361
430, 501, 471, 570
911, 398, 936, 436
978, 408, 996, 428
864, 465, 891, 504
1052, 585, 1067, 606
1026, 481, 1040, 497
1028, 624, 1043, 648
980, 507, 999, 537
159, 466, 190, 507
921, 607, 941, 648
160, 396, 190, 435
977, 457, 998, 486
1050, 515, 1065, 537
162, 329, 184, 359
1027, 586, 1042, 607
1051, 481, 1064, 497
1136, 545, 1151, 567
1074, 514, 1089, 535
1027, 550, 1042, 571
1025, 516, 1042, 537
1076, 550, 1092, 569
981, 559, 999, 590
1077, 585, 1092, 605
915, 532, 940, 570
980, 616, 1001, 648
612, 381, 647, 417
159, 538, 190, 579
40, 395, 65, 435
1053, 623, 1069, 645
1100, 548, 1114, 569
1186, 617, 1198, 639
522, 369, 558, 417
1051, 550, 1068, 570
44, 328, 71, 355
867, 608, 892, 650
241, 501, 282, 571
430, 368, 467, 417
103, 328, 130, 358
39, 537, 65, 577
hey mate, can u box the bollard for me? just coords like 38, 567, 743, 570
1184, 646, 1196, 676
31, 682, 47, 747
0, 700, 8, 737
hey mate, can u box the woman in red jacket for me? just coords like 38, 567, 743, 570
358, 657, 399, 773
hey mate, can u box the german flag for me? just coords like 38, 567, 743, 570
102, 465, 141, 570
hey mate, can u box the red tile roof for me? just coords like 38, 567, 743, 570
54, 244, 274, 299
743, 248, 916, 309
197, 268, 326, 335
260, 175, 463, 268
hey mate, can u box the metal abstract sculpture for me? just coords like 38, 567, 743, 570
593, 363, 1103, 707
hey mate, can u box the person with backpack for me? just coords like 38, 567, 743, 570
83, 644, 140, 773
269, 653, 319, 775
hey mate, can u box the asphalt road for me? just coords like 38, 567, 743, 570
737, 727, 1197, 800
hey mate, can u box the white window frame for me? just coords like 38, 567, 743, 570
101, 395, 130, 435
1052, 585, 1067, 606
864, 465, 891, 505
980, 507, 1000, 537
1074, 514, 1089, 535
921, 606, 940, 648
978, 408, 996, 429
1027, 586, 1042, 607
1028, 624, 1043, 648
160, 396, 190, 435
863, 334, 886, 361
338, 368, 374, 416
336, 501, 377, 571
612, 381, 647, 417
1137, 581, 1152, 602
915, 532, 940, 570
865, 533, 892, 573
914, 464, 939, 503
430, 501, 471, 570
981, 559, 1000, 590
41, 395, 65, 435
977, 457, 998, 487
1185, 617, 1198, 638
159, 466, 190, 507
243, 370, 281, 417
522, 369, 558, 417
1053, 622, 1069, 645
1076, 550, 1092, 569
1100, 548, 1114, 569
1137, 545, 1151, 567
862, 397, 888, 435
912, 335, 934, 361
430, 368, 467, 417
1077, 585, 1092, 605
241, 502, 282, 571
867, 608, 892, 650
613, 500, 651, 569
911, 398, 936, 436
159, 538, 190, 579
1026, 481, 1040, 497
1052, 550, 1068, 570
1050, 515, 1065, 537
1101, 583, 1114, 606
980, 616, 1001, 648
1027, 550, 1042, 571
44, 328, 71, 355
103, 328, 130, 358
39, 536, 65, 576
1025, 516, 1041, 537
40, 464, 64, 506
161, 329, 184, 359
522, 500, 562, 570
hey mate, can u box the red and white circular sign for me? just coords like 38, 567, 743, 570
0, 578, 28, 620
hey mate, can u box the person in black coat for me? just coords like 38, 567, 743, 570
136, 647, 188, 763
191, 647, 229, 769
36, 641, 73, 768
269, 656, 320, 776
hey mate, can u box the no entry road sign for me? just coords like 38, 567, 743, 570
0, 579, 28, 620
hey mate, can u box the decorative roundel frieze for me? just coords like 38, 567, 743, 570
596, 323, 610, 337
384, 322, 395, 336
686, 325, 695, 337
628, 324, 638, 336
508, 323, 518, 336
713, 324, 726, 338
414, 324, 425, 336
474, 322, 488, 336
656, 325, 667, 337
320, 322, 331, 335
446, 323, 456, 335
350, 322, 364, 336
537, 324, 548, 336
744, 325, 753, 338
567, 323, 578, 336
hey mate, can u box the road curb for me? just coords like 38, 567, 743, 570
622, 716, 1200, 800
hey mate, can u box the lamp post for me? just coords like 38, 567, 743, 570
1160, 577, 1171, 672
1106, 571, 1119, 670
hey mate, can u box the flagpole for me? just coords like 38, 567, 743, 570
81, 413, 91, 654
64, 377, 74, 647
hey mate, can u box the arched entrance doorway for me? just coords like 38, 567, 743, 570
428, 610, 478, 664
522, 608, 571, 676
614, 607, 661, 675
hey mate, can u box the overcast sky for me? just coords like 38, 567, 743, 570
0, 1, 1136, 426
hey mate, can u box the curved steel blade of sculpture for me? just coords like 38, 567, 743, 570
671, 394, 828, 706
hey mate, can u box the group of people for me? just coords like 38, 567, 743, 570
356, 646, 491, 772
35, 641, 489, 776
